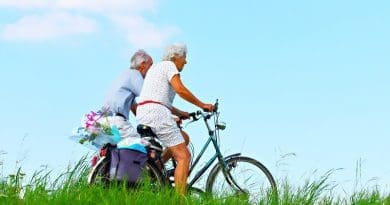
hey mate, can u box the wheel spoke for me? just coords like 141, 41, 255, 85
206, 156, 277, 203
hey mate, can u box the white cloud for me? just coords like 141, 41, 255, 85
56, 0, 158, 14
0, 0, 180, 48
0, 0, 54, 9
110, 15, 181, 48
0, 0, 157, 13
1, 12, 98, 41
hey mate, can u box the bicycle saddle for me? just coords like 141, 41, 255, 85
137, 124, 157, 138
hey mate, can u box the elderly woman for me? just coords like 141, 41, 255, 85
136, 43, 214, 195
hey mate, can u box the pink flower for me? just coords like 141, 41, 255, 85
86, 111, 97, 121
82, 109, 113, 138
85, 120, 96, 128
84, 111, 102, 128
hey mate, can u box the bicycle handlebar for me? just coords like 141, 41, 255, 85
184, 99, 219, 122
178, 99, 219, 123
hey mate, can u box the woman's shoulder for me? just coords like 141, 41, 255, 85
158, 61, 175, 68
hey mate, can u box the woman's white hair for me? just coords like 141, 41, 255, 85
162, 43, 187, 61
130, 49, 151, 69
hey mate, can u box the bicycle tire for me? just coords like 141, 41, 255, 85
187, 186, 206, 198
205, 156, 277, 203
88, 156, 110, 186
88, 156, 166, 189
138, 161, 168, 190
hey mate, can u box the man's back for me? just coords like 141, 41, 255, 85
104, 69, 143, 119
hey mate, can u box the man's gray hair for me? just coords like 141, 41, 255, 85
162, 43, 187, 61
130, 49, 151, 69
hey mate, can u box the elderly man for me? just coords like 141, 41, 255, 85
104, 49, 153, 140
136, 43, 214, 195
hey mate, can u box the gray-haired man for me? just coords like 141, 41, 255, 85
104, 49, 153, 139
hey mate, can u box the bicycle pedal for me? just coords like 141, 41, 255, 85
169, 176, 175, 182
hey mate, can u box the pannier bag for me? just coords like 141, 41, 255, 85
109, 148, 148, 185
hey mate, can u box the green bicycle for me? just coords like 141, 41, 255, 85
88, 100, 277, 202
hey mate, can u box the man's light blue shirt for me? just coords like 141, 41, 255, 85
104, 69, 143, 119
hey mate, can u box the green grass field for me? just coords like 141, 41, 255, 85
1, 157, 389, 205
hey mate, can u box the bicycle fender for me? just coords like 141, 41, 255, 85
87, 156, 107, 184
222, 153, 241, 161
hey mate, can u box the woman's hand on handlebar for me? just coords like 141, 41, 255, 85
201, 103, 215, 113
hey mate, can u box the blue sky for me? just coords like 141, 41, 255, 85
1, 0, 389, 193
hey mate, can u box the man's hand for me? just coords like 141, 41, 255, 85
130, 103, 138, 115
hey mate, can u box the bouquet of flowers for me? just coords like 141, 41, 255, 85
70, 107, 121, 150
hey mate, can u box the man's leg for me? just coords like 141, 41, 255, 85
110, 116, 139, 139
168, 142, 191, 195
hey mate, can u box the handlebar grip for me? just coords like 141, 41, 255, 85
179, 112, 199, 121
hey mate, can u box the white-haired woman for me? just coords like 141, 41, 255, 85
136, 43, 214, 195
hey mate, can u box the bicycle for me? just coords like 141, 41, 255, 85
88, 100, 277, 202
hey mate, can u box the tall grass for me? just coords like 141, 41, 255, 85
1, 157, 390, 205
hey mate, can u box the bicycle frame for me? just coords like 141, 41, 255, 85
186, 110, 242, 190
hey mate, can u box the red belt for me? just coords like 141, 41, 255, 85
138, 100, 170, 109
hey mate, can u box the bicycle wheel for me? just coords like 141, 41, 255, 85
88, 156, 110, 186
138, 161, 167, 190
187, 186, 206, 198
88, 157, 166, 189
206, 156, 277, 203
